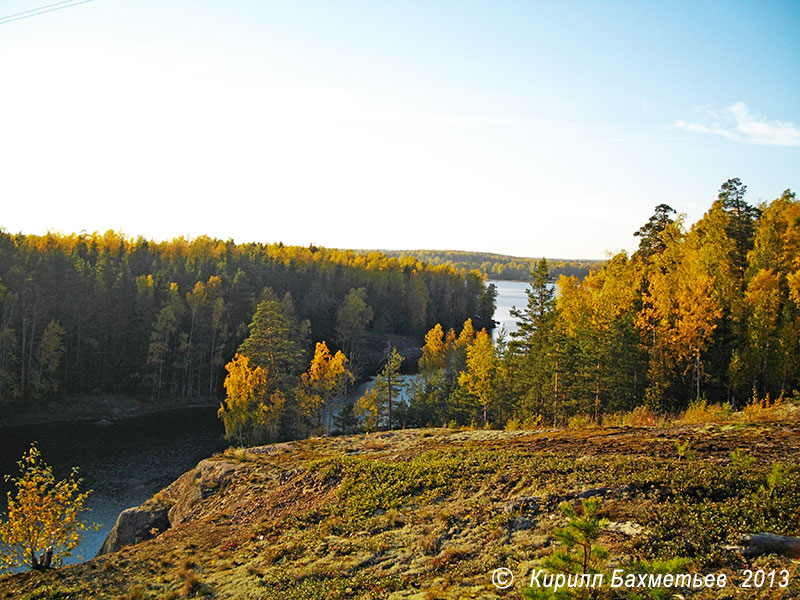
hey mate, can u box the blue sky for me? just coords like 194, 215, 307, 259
1, 0, 798, 258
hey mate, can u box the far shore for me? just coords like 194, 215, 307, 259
0, 395, 219, 429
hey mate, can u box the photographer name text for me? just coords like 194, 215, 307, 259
491, 567, 792, 592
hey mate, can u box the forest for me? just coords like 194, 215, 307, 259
218, 178, 800, 442
1, 178, 797, 440
0, 234, 495, 416
370, 249, 603, 281
405, 179, 800, 429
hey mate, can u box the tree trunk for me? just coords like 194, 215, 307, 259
32, 546, 53, 570
695, 353, 701, 400
387, 370, 393, 430
595, 358, 601, 423
553, 359, 560, 427
184, 311, 196, 397
209, 327, 217, 396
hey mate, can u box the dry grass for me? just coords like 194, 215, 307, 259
223, 447, 254, 462
177, 559, 213, 597
261, 544, 287, 565
419, 527, 442, 556
568, 414, 594, 429
602, 404, 665, 427
179, 569, 209, 597
120, 588, 148, 600
742, 393, 786, 422
504, 414, 543, 430
678, 398, 732, 424
432, 545, 473, 569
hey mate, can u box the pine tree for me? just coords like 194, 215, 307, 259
506, 259, 559, 422
522, 499, 608, 600
238, 297, 305, 393
509, 259, 554, 352
718, 178, 761, 289
34, 319, 65, 398
382, 346, 404, 429
333, 400, 360, 435
633, 203, 676, 260
335, 288, 373, 373
147, 282, 184, 400
355, 346, 405, 430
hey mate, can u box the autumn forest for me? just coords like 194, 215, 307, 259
1, 178, 799, 441
0, 235, 493, 418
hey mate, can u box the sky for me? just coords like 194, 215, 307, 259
1, 0, 798, 259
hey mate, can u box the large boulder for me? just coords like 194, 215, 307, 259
97, 507, 170, 555
97, 458, 242, 557
739, 533, 800, 558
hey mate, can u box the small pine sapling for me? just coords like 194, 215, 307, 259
523, 497, 608, 599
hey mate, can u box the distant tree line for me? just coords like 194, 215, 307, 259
0, 233, 495, 408
372, 249, 604, 281
399, 180, 800, 428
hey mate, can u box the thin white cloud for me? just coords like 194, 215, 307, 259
675, 102, 800, 147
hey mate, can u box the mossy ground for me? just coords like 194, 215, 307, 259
2, 422, 799, 599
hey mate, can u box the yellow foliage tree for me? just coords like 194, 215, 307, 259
218, 353, 284, 445
444, 327, 457, 349
558, 253, 641, 420
744, 269, 782, 391
636, 222, 723, 403
355, 385, 381, 433
789, 270, 800, 307
458, 329, 498, 426
456, 318, 475, 348
298, 341, 353, 432
0, 444, 92, 572
419, 323, 447, 372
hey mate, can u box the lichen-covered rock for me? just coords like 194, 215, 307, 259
607, 520, 648, 537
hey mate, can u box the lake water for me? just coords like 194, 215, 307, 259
0, 408, 225, 566
489, 279, 530, 341
0, 281, 530, 565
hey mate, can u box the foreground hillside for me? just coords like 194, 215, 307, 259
2, 422, 799, 599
